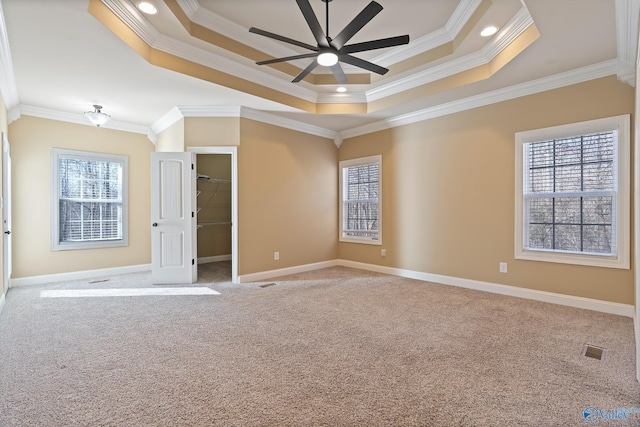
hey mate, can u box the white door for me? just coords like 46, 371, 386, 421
151, 152, 197, 284
2, 134, 11, 294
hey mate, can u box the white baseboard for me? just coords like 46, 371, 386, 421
8, 258, 633, 318
238, 260, 339, 283
198, 255, 231, 264
337, 260, 635, 318
10, 264, 152, 288
0, 292, 5, 315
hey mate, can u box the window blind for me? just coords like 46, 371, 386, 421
344, 162, 379, 239
523, 131, 616, 255
58, 157, 123, 243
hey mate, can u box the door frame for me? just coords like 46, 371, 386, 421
188, 146, 238, 284
2, 133, 11, 294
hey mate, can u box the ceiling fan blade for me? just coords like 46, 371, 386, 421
330, 63, 348, 84
339, 54, 388, 75
257, 53, 319, 65
331, 1, 383, 50
249, 27, 318, 51
296, 0, 330, 48
292, 59, 320, 82
340, 35, 409, 55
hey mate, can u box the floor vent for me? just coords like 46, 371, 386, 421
582, 344, 607, 361
260, 283, 277, 288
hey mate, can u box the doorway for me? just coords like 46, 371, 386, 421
188, 147, 238, 283
3, 133, 11, 295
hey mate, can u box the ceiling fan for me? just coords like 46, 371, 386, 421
249, 0, 410, 83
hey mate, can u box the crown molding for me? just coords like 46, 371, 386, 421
615, 0, 639, 86
316, 92, 368, 104
366, 6, 534, 102
176, 0, 199, 19
101, 0, 158, 45
19, 105, 153, 139
13, 59, 619, 149
151, 105, 338, 143
241, 106, 338, 140
0, 0, 19, 112
152, 34, 317, 104
184, 0, 296, 60
342, 60, 618, 139
103, 0, 317, 104
373, 0, 483, 66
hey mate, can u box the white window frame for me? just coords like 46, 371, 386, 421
51, 148, 128, 251
515, 114, 630, 269
339, 155, 382, 245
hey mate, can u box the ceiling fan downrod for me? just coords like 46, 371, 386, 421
322, 0, 332, 43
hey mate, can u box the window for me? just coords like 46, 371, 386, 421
51, 149, 128, 251
339, 155, 381, 245
515, 115, 629, 268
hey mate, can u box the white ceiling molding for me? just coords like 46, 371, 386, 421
176, 0, 199, 19
241, 106, 338, 141
101, 0, 159, 45
366, 6, 534, 102
185, 0, 296, 60
615, 0, 639, 86
342, 60, 618, 139
0, 0, 19, 113
150, 106, 185, 137
103, 0, 317, 104
151, 105, 338, 143
152, 34, 317, 103
14, 58, 619, 148
373, 0, 483, 66
179, 105, 242, 117
20, 104, 152, 137
316, 92, 368, 104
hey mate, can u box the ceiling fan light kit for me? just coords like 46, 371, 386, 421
249, 0, 409, 83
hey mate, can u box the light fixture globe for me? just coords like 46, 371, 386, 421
317, 50, 338, 67
84, 105, 111, 127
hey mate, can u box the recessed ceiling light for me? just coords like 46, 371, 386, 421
137, 1, 158, 15
480, 26, 498, 37
336, 87, 347, 93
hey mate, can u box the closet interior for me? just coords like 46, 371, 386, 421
196, 154, 232, 277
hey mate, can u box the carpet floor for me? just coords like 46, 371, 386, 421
0, 262, 638, 426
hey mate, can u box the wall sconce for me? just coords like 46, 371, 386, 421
84, 105, 111, 127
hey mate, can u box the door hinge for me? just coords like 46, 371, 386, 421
192, 259, 195, 265
191, 163, 194, 170
192, 211, 194, 218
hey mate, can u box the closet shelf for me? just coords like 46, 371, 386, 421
197, 221, 232, 230
197, 175, 231, 184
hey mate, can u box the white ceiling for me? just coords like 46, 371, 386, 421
0, 0, 636, 141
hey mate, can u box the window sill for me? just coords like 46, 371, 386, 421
340, 236, 382, 246
515, 248, 629, 269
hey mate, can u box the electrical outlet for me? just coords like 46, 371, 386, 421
381, 249, 387, 257
499, 262, 507, 273
274, 251, 279, 261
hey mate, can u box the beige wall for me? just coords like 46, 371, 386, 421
196, 154, 232, 258
339, 76, 635, 304
8, 116, 154, 278
239, 118, 338, 275
155, 118, 184, 152
185, 117, 240, 147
